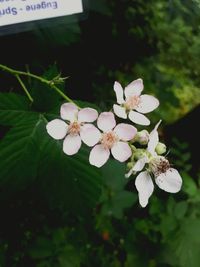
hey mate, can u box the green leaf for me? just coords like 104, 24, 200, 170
29, 237, 54, 259
38, 139, 103, 215
174, 201, 188, 220
58, 245, 81, 267
101, 159, 127, 191
159, 215, 178, 241
34, 21, 81, 47
0, 114, 46, 189
0, 93, 103, 215
167, 219, 200, 267
0, 93, 37, 126
125, 253, 147, 267
108, 191, 137, 219
30, 65, 65, 112
100, 160, 136, 219
182, 172, 197, 197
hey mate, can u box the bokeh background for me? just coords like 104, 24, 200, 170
0, 0, 200, 266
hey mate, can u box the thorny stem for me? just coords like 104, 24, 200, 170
15, 74, 33, 103
0, 64, 79, 107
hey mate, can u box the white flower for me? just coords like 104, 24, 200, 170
126, 121, 182, 207
89, 112, 137, 168
113, 79, 159, 125
46, 103, 98, 155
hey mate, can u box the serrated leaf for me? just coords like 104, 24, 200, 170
38, 139, 103, 215
0, 93, 37, 126
0, 115, 46, 189
0, 93, 103, 215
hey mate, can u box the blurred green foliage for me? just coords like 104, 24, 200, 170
0, 0, 200, 267
91, 0, 200, 123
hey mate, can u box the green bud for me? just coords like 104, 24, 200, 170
127, 162, 134, 170
135, 130, 149, 145
134, 149, 146, 160
155, 142, 166, 155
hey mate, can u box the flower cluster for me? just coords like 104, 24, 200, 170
125, 121, 182, 207
46, 79, 182, 207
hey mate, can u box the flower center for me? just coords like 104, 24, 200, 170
125, 95, 140, 110
68, 122, 81, 136
101, 131, 118, 149
149, 156, 170, 177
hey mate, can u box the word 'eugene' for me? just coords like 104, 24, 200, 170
26, 1, 58, 11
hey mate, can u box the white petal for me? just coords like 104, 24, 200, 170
125, 157, 148, 178
114, 81, 125, 104
97, 112, 116, 132
114, 123, 137, 141
133, 157, 148, 171
111, 141, 132, 162
136, 94, 159, 114
113, 104, 127, 119
89, 144, 110, 167
155, 168, 182, 193
78, 108, 98, 123
135, 171, 154, 208
80, 124, 101, 147
124, 78, 143, 98
63, 134, 82, 155
147, 120, 162, 155
60, 103, 78, 122
128, 111, 150, 126
46, 119, 68, 140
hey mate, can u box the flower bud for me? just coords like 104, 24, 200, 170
155, 142, 166, 155
127, 162, 134, 170
134, 149, 146, 160
135, 130, 149, 145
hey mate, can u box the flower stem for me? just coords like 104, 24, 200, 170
15, 74, 33, 103
0, 64, 79, 107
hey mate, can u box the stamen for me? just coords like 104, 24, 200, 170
101, 131, 118, 149
68, 122, 81, 136
150, 156, 170, 177
125, 95, 140, 110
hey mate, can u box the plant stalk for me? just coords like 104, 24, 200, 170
0, 64, 78, 107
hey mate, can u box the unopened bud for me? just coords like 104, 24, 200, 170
127, 162, 134, 170
135, 130, 149, 145
155, 142, 166, 155
134, 149, 146, 160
